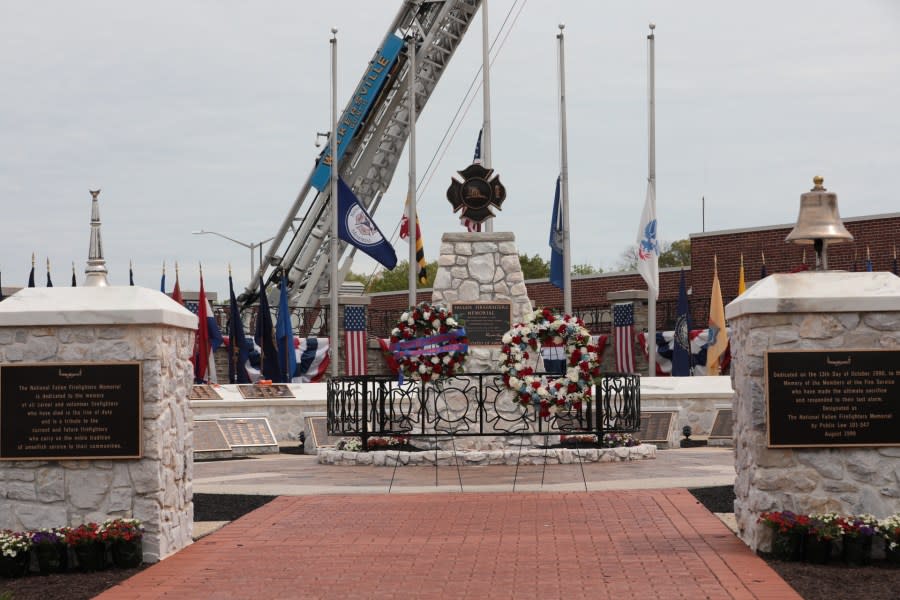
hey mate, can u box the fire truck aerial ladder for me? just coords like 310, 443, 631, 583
240, 0, 482, 308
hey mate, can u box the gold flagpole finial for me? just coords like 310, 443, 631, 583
740, 253, 744, 267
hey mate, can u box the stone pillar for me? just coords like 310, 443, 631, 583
727, 272, 900, 551
607, 290, 648, 374
432, 232, 532, 372
0, 286, 197, 562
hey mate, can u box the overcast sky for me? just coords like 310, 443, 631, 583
1, 1, 898, 299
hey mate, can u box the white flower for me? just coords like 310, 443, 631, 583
391, 328, 400, 337
509, 376, 520, 388
514, 362, 524, 371
432, 319, 441, 329
502, 333, 512, 344
431, 356, 439, 364
423, 311, 431, 320
418, 364, 427, 374
567, 367, 580, 381
400, 312, 409, 322
408, 317, 415, 325
446, 317, 457, 327
442, 356, 451, 365
553, 335, 563, 345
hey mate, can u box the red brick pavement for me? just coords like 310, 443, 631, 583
97, 489, 800, 600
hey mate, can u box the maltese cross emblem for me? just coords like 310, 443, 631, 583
446, 163, 506, 225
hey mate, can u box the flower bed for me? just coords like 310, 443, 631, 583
0, 518, 143, 579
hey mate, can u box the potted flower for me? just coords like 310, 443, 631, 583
99, 518, 144, 568
806, 513, 841, 564
29, 529, 66, 575
878, 514, 900, 564
601, 433, 639, 448
0, 530, 32, 578
758, 511, 808, 561
65, 522, 106, 572
838, 514, 878, 566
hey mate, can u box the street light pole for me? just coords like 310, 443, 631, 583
192, 229, 275, 283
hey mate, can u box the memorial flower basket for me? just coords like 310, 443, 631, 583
878, 514, 900, 564
66, 522, 107, 572
0, 531, 32, 578
99, 518, 144, 568
602, 433, 640, 448
758, 511, 808, 561
29, 529, 66, 575
805, 513, 841, 564
839, 514, 878, 566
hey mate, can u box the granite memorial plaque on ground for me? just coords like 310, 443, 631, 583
237, 384, 295, 399
451, 301, 511, 346
218, 418, 277, 447
193, 420, 231, 452
638, 412, 675, 444
0, 362, 142, 460
709, 409, 734, 439
766, 349, 900, 447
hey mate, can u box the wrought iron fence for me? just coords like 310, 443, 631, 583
327, 372, 640, 450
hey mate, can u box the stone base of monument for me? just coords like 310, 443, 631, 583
317, 444, 656, 466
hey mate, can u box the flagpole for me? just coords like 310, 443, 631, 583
407, 29, 417, 308
647, 23, 657, 377
557, 24, 572, 315
481, 0, 493, 233
329, 27, 340, 378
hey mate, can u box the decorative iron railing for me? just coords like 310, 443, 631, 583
327, 372, 640, 450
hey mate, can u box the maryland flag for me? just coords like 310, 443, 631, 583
399, 198, 427, 285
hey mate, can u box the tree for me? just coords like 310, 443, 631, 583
572, 263, 603, 276
616, 238, 691, 270
348, 260, 439, 293
519, 253, 550, 280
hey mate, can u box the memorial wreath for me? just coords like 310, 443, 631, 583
498, 308, 601, 417
389, 301, 468, 383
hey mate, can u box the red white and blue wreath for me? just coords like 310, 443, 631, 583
499, 308, 601, 417
389, 302, 468, 383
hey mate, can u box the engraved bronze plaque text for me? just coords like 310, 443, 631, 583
237, 384, 295, 399
638, 412, 675, 443
189, 385, 222, 401
451, 301, 512, 346
766, 350, 900, 447
0, 362, 142, 460
193, 420, 231, 452
218, 418, 277, 447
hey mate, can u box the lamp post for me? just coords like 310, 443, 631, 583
192, 230, 275, 282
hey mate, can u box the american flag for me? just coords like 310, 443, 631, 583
613, 303, 636, 373
344, 305, 368, 376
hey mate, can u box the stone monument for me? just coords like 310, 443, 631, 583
727, 178, 900, 551
0, 191, 197, 562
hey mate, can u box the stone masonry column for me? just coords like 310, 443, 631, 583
0, 286, 197, 562
726, 271, 900, 551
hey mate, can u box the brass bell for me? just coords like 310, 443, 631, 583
785, 176, 853, 270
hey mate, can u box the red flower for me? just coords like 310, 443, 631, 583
531, 381, 541, 389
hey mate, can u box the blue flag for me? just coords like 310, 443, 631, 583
337, 178, 397, 270
549, 176, 564, 289
275, 272, 297, 383
254, 278, 281, 382
672, 269, 693, 376
227, 274, 251, 384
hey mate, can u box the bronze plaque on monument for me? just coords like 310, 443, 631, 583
237, 384, 295, 399
638, 412, 675, 443
193, 420, 231, 452
189, 385, 222, 400
0, 362, 142, 460
451, 301, 512, 346
766, 349, 900, 448
217, 418, 277, 447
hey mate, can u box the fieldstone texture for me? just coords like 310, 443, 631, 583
0, 322, 195, 563
727, 273, 900, 552
432, 232, 533, 373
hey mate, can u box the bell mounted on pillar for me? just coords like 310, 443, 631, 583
785, 176, 853, 270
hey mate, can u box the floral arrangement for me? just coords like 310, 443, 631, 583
367, 435, 410, 450
602, 432, 640, 448
878, 515, 900, 551
758, 511, 810, 534
99, 518, 144, 542
498, 308, 601, 417
560, 434, 597, 445
64, 523, 100, 546
29, 529, 65, 546
389, 302, 468, 383
807, 513, 841, 541
335, 437, 363, 452
838, 514, 878, 538
0, 530, 32, 558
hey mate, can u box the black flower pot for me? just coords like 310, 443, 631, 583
112, 539, 143, 569
842, 535, 873, 566
804, 535, 832, 564
771, 530, 805, 561
34, 543, 63, 575
0, 551, 31, 578
73, 542, 105, 572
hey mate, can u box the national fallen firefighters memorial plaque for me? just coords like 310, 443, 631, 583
766, 349, 900, 448
0, 362, 142, 460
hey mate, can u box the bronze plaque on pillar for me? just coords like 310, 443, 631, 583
766, 349, 900, 447
451, 302, 511, 346
0, 362, 142, 460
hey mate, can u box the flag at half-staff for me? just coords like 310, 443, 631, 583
399, 197, 427, 285
336, 178, 397, 271
549, 176, 564, 290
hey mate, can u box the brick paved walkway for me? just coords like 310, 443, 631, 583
97, 489, 799, 599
